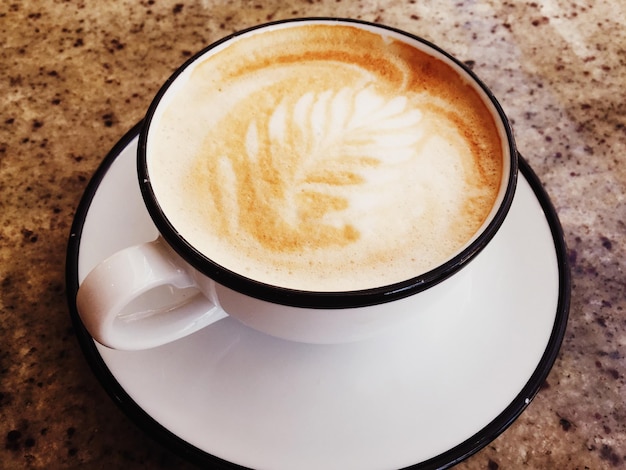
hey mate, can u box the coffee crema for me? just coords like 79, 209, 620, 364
148, 23, 505, 291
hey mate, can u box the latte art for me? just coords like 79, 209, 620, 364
148, 23, 505, 291
205, 85, 424, 252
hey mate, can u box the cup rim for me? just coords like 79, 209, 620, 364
137, 17, 518, 309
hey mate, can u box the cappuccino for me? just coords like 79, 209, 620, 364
147, 22, 505, 291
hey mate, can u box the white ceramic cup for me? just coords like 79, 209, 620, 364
76, 18, 518, 350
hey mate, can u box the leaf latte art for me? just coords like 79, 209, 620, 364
148, 23, 505, 291
206, 86, 424, 252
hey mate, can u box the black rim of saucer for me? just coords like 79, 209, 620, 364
137, 17, 519, 309
66, 122, 570, 470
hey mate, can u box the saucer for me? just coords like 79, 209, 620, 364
66, 122, 570, 470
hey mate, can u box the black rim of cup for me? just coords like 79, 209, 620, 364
137, 17, 519, 309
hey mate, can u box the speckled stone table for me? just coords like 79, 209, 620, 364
1, 1, 624, 468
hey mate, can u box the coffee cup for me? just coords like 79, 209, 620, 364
76, 18, 518, 350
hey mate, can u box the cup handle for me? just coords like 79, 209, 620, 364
76, 237, 227, 350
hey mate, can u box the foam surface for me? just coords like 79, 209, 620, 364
148, 23, 505, 291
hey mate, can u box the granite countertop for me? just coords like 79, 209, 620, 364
1, 1, 624, 468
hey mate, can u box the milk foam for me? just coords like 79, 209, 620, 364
148, 23, 504, 291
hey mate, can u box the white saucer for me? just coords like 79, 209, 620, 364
66, 123, 570, 470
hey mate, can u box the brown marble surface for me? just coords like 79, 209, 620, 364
1, 0, 625, 468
